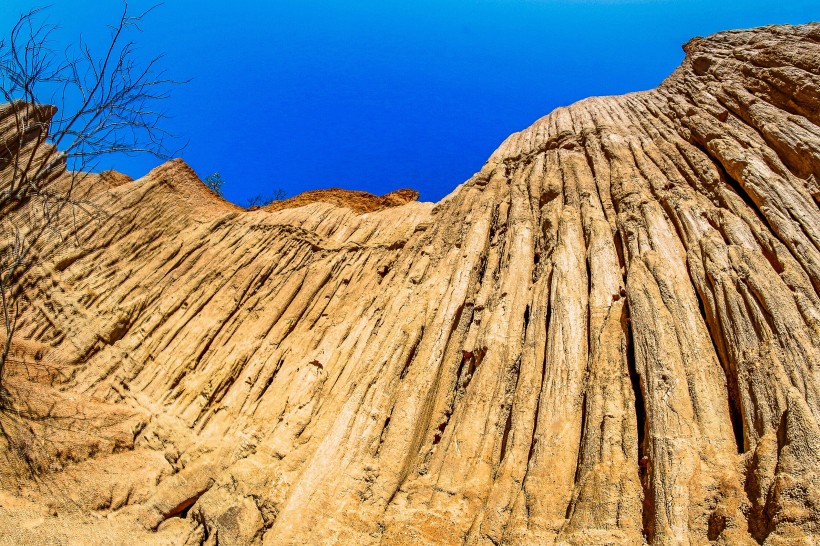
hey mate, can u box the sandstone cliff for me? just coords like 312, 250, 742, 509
0, 23, 819, 546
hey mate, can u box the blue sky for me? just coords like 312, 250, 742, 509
2, 1, 817, 204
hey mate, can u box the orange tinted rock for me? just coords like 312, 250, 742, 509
262, 187, 419, 214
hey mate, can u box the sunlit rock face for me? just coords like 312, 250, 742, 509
1, 23, 819, 546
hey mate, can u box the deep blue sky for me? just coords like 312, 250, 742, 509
3, 1, 817, 204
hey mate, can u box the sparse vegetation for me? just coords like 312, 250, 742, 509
246, 188, 287, 208
0, 4, 181, 395
203, 172, 225, 197
203, 172, 286, 206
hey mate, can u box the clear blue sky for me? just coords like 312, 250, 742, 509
3, 1, 817, 204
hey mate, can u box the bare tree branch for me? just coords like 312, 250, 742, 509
0, 2, 183, 398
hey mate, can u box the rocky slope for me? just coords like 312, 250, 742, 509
1, 23, 819, 546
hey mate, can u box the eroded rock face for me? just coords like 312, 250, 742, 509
0, 23, 818, 546
262, 187, 420, 214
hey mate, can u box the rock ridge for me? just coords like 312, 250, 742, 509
261, 187, 421, 214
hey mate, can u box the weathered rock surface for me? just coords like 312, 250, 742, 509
262, 187, 420, 214
1, 23, 819, 545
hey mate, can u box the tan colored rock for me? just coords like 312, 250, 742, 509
262, 187, 420, 214
0, 22, 819, 546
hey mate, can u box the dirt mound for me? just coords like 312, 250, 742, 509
261, 187, 420, 214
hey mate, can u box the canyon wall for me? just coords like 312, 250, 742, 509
1, 23, 819, 546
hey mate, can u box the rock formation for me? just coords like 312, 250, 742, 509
0, 23, 819, 546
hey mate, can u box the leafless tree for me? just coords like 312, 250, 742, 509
245, 188, 287, 208
0, 3, 182, 395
